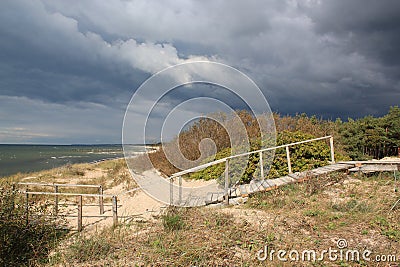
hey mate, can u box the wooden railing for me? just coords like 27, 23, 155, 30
168, 136, 335, 205
17, 182, 105, 216
14, 183, 139, 231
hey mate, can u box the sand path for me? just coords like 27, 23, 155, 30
55, 168, 217, 232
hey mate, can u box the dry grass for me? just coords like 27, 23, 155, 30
2, 159, 138, 215
44, 172, 400, 266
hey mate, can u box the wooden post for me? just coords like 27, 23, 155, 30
54, 185, 58, 216
259, 151, 264, 179
178, 176, 182, 204
330, 137, 335, 163
77, 195, 83, 232
169, 178, 174, 206
98, 186, 104, 215
11, 184, 15, 211
224, 159, 229, 205
25, 187, 29, 226
286, 146, 292, 174
112, 195, 118, 227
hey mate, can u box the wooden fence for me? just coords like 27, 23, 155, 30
15, 182, 119, 232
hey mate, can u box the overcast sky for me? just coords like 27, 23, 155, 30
1, 0, 399, 144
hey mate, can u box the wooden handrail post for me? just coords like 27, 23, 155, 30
330, 136, 335, 163
224, 159, 229, 205
77, 195, 83, 232
169, 178, 174, 206
98, 186, 104, 215
259, 151, 264, 179
25, 187, 29, 226
286, 146, 292, 174
11, 184, 15, 211
178, 176, 182, 204
54, 185, 58, 217
112, 195, 118, 228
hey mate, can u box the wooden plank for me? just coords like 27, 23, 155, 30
229, 188, 239, 198
272, 178, 287, 187
339, 160, 400, 165
281, 176, 296, 183
264, 179, 276, 188
19, 191, 115, 198
288, 173, 301, 180
18, 182, 101, 188
254, 180, 265, 191
239, 184, 248, 195
348, 165, 398, 172
205, 192, 213, 204
249, 183, 258, 193
321, 165, 342, 171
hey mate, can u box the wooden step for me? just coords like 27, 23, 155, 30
205, 192, 224, 204
282, 176, 296, 183
272, 178, 287, 187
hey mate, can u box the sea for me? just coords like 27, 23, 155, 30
0, 144, 147, 178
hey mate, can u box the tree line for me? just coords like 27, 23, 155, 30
148, 106, 400, 179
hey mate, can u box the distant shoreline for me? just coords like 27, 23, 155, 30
0, 144, 150, 178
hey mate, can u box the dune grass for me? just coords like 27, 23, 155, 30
43, 171, 399, 266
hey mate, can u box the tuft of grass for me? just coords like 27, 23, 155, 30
331, 199, 371, 213
64, 234, 114, 263
162, 208, 185, 231
304, 209, 325, 217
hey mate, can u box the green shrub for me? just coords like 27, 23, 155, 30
0, 184, 68, 266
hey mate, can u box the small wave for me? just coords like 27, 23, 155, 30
58, 156, 85, 159
87, 151, 122, 155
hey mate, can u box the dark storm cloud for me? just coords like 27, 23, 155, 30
0, 0, 399, 143
0, 0, 148, 106
305, 0, 400, 74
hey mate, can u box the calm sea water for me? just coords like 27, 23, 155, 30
0, 144, 146, 178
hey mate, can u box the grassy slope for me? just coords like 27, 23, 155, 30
45, 171, 400, 267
